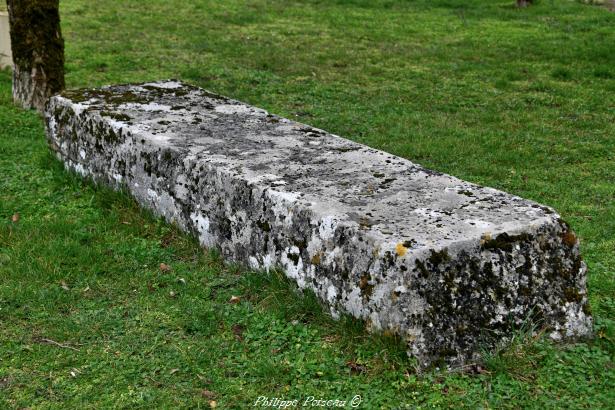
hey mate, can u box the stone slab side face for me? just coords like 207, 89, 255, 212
44, 81, 592, 368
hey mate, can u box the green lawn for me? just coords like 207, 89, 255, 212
1, 0, 614, 408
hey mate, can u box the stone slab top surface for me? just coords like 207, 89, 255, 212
57, 80, 558, 258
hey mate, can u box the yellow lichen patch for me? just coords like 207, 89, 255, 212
310, 252, 322, 265
395, 242, 408, 257
480, 232, 492, 246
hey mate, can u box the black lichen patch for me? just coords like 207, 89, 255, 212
292, 238, 307, 250
332, 146, 359, 153
481, 232, 531, 252
100, 111, 131, 122
564, 287, 582, 303
428, 249, 450, 266
287, 253, 300, 265
256, 220, 271, 232
62, 88, 151, 105
457, 190, 474, 197
414, 259, 430, 278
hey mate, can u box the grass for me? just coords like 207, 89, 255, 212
1, 0, 614, 407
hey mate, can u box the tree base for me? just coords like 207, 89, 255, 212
12, 65, 46, 111
7, 0, 65, 112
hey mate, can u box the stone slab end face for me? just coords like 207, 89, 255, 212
44, 81, 592, 368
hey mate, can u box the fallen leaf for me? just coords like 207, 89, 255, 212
346, 360, 366, 375
0, 376, 10, 388
169, 368, 179, 375
178, 278, 186, 285
229, 295, 240, 304
83, 286, 90, 293
201, 389, 216, 399
466, 363, 490, 375
60, 281, 69, 291
231, 324, 245, 341
159, 263, 171, 272
169, 291, 176, 298
209, 400, 217, 409
323, 335, 340, 344
11, 213, 20, 223
197, 374, 213, 384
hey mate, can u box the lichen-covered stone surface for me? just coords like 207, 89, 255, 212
44, 81, 592, 368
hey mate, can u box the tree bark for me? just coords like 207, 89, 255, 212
6, 0, 65, 112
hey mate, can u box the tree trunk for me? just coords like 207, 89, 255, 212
6, 0, 65, 112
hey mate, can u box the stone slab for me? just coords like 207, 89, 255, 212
44, 81, 592, 368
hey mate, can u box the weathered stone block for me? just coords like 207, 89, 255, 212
44, 81, 592, 368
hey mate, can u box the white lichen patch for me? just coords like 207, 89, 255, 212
214, 104, 268, 116
143, 80, 183, 89
190, 211, 215, 247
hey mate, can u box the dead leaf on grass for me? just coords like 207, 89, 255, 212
346, 360, 366, 374
231, 324, 245, 341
